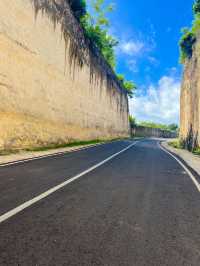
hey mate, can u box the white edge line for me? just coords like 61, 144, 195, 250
0, 141, 139, 224
159, 142, 200, 193
0, 141, 120, 167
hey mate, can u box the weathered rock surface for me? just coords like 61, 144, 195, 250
180, 37, 200, 149
0, 0, 129, 150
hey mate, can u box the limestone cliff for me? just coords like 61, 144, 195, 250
180, 36, 200, 149
0, 0, 129, 150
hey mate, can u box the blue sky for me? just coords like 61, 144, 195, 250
88, 0, 194, 125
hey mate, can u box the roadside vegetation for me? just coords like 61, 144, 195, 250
169, 140, 200, 156
0, 137, 136, 156
180, 0, 200, 63
129, 116, 179, 132
69, 0, 137, 97
168, 140, 184, 149
0, 139, 108, 156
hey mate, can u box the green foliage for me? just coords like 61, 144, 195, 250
69, 0, 87, 21
179, 28, 196, 63
193, 0, 200, 14
139, 121, 179, 131
117, 74, 137, 98
167, 123, 179, 131
123, 81, 137, 98
129, 115, 137, 127
179, 0, 200, 63
80, 0, 118, 68
191, 14, 200, 32
193, 147, 200, 155
168, 140, 184, 149
69, 0, 137, 97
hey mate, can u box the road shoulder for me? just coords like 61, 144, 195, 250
161, 140, 200, 177
0, 142, 108, 166
0, 139, 137, 166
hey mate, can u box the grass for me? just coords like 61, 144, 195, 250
168, 139, 184, 149
193, 148, 200, 155
169, 139, 200, 156
0, 137, 134, 156
25, 139, 104, 152
0, 149, 19, 156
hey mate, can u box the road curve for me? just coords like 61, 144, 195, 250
0, 139, 200, 266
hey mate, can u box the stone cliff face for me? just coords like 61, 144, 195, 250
0, 0, 129, 150
180, 37, 200, 149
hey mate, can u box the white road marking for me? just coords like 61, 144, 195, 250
159, 142, 200, 193
0, 141, 139, 224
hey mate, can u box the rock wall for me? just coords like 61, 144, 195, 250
180, 36, 200, 149
131, 126, 177, 138
0, 0, 129, 150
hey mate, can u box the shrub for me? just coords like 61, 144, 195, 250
68, 0, 87, 21
117, 74, 137, 98
179, 28, 196, 63
69, 0, 137, 97
193, 0, 200, 14
169, 140, 184, 149
129, 115, 137, 127
179, 0, 200, 63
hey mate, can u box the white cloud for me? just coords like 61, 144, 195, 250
148, 56, 159, 66
127, 59, 138, 73
129, 75, 181, 124
120, 40, 145, 56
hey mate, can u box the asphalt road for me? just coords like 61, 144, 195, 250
0, 139, 200, 266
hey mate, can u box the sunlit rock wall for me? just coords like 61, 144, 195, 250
180, 37, 200, 149
0, 0, 129, 150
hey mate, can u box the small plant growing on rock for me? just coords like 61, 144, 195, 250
193, 0, 200, 14
179, 28, 196, 63
179, 0, 200, 63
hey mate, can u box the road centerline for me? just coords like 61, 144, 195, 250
0, 140, 140, 224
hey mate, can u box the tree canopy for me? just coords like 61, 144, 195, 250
180, 0, 200, 63
69, 0, 137, 97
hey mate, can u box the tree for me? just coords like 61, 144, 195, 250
179, 28, 196, 63
81, 0, 118, 68
129, 115, 137, 127
168, 124, 179, 131
76, 0, 137, 96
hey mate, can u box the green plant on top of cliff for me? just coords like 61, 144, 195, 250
123, 81, 137, 98
80, 0, 118, 68
179, 28, 196, 63
68, 0, 87, 21
79, 0, 137, 97
179, 0, 200, 63
193, 0, 200, 14
117, 74, 137, 98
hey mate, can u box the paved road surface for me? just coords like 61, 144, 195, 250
0, 139, 200, 266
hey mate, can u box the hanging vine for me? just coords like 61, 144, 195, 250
30, 0, 127, 101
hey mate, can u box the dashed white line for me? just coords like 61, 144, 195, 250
0, 141, 139, 224
159, 142, 200, 193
